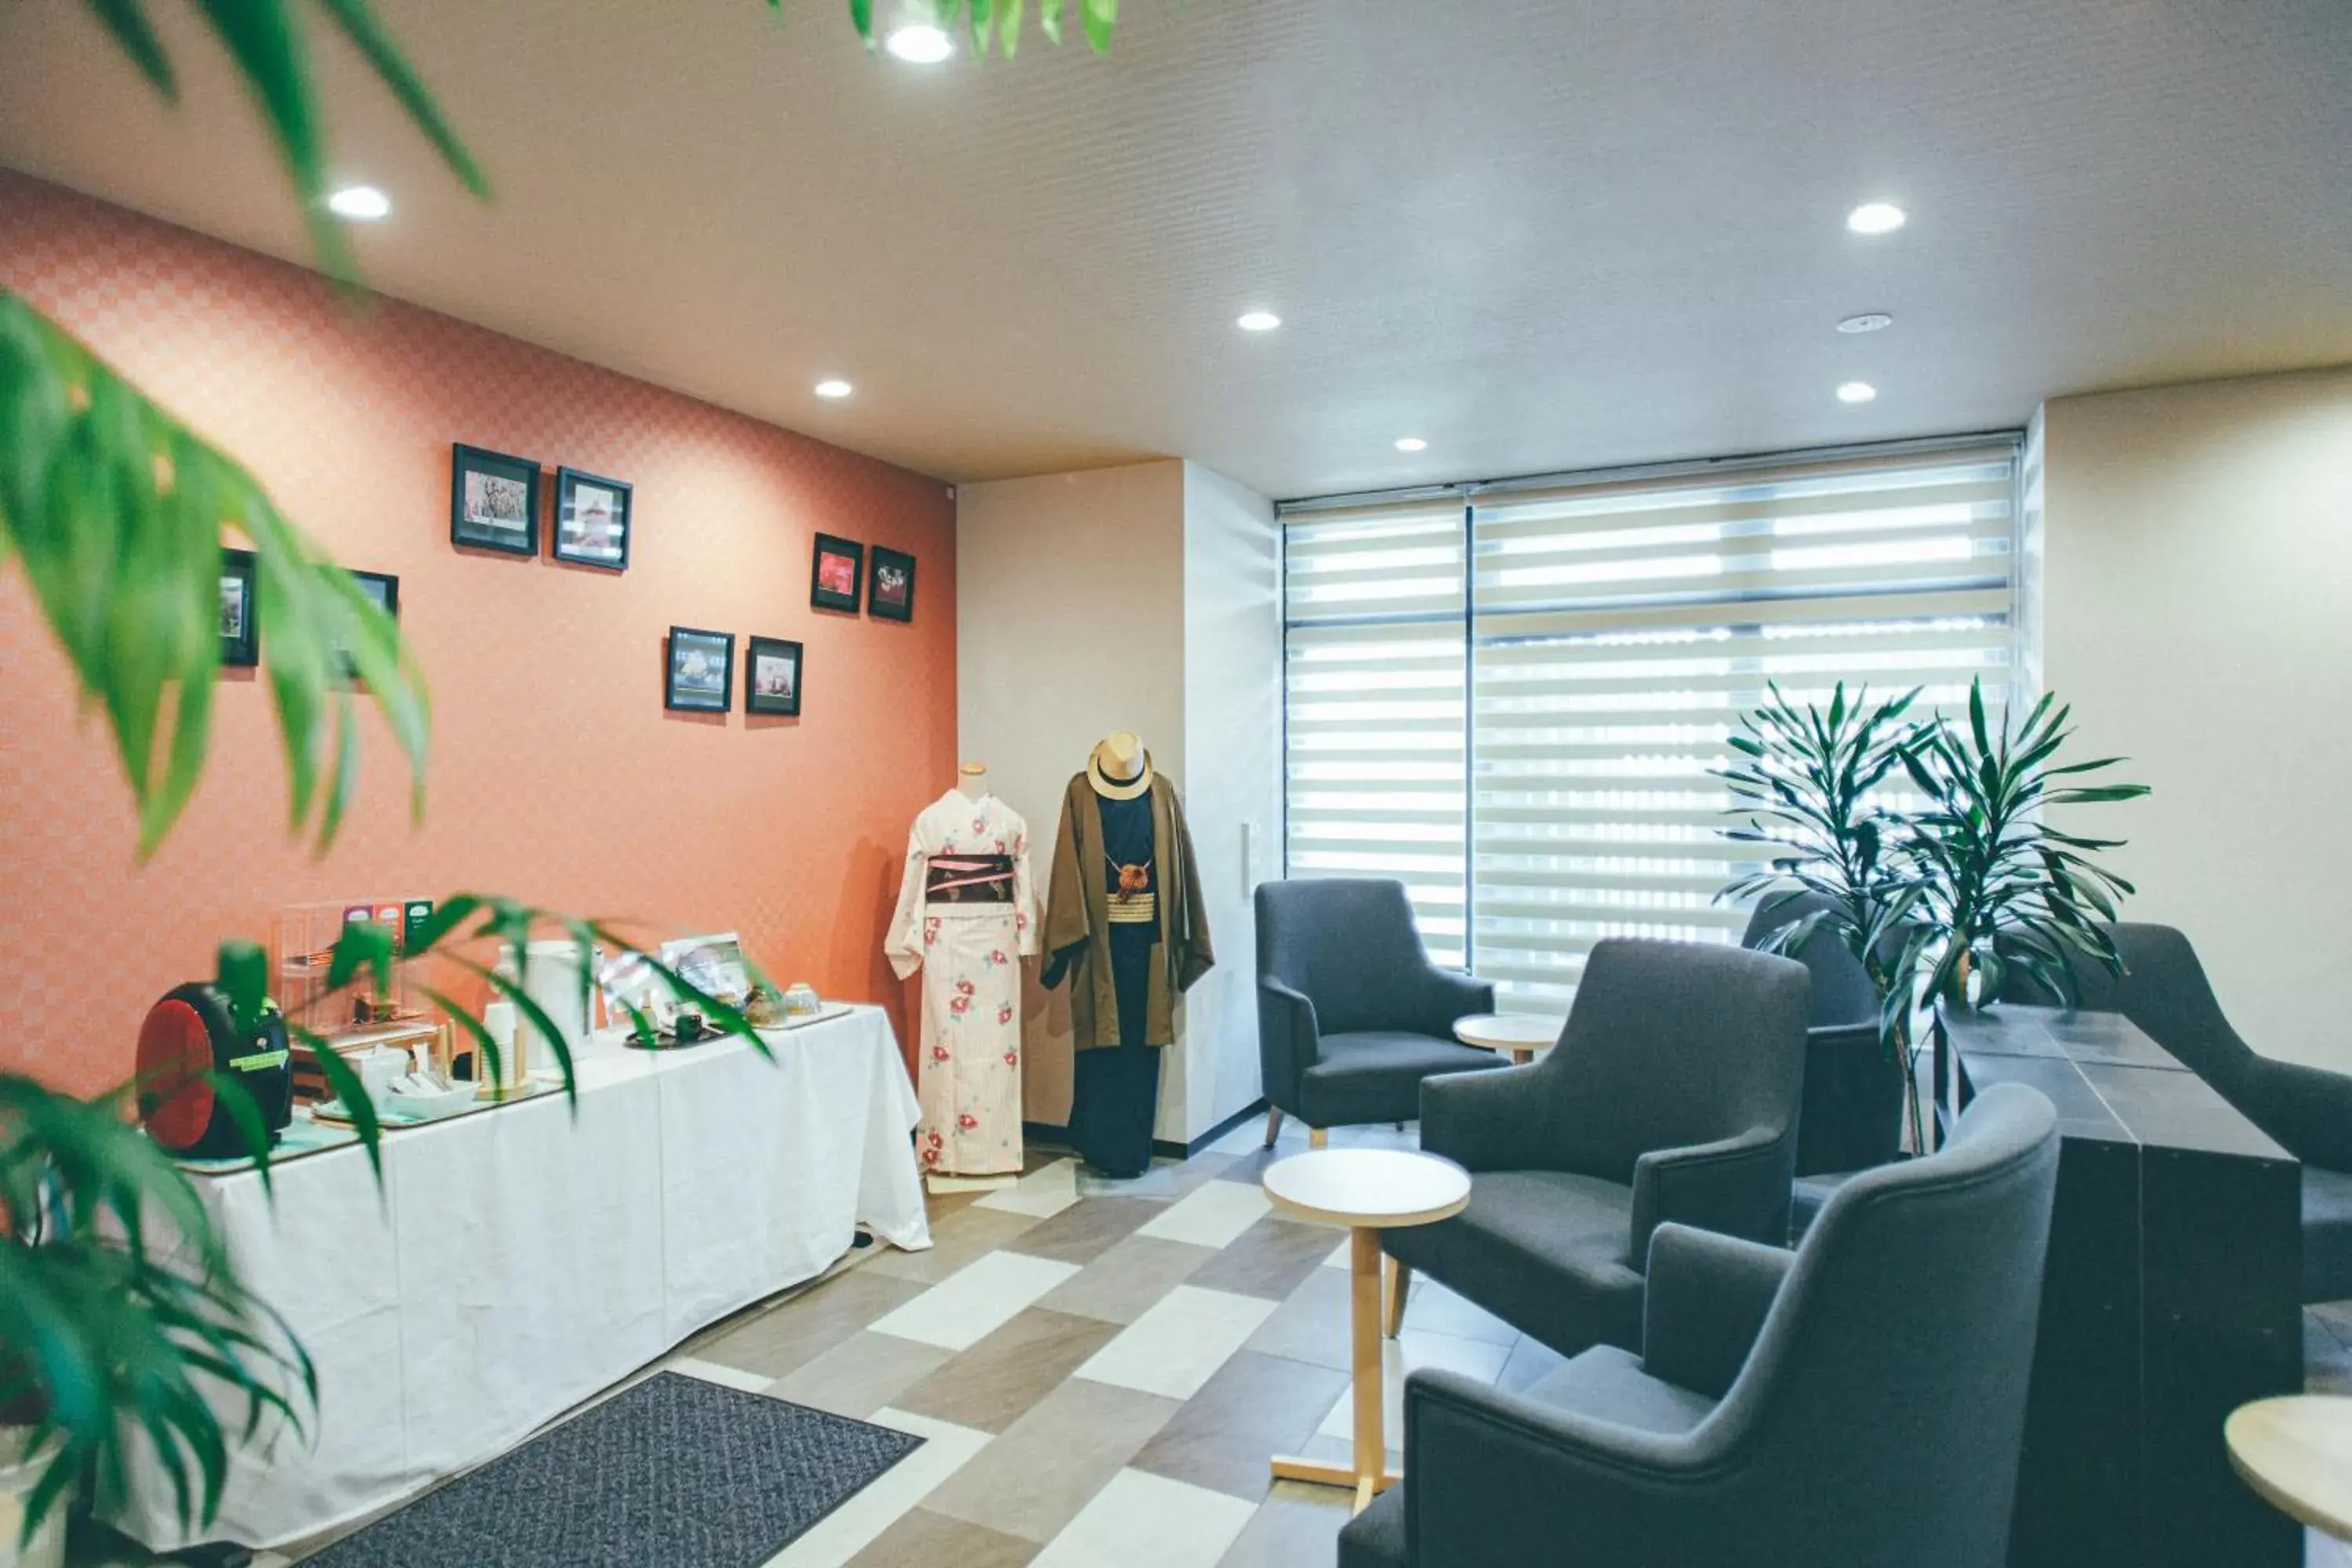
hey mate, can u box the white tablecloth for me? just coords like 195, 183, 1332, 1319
101, 1005, 931, 1552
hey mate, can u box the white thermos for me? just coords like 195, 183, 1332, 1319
519, 937, 601, 1063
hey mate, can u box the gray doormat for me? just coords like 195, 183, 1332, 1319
304, 1371, 923, 1568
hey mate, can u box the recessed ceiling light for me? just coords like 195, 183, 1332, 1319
1394, 437, 1428, 452
1846, 202, 1907, 236
1236, 310, 1282, 332
1836, 381, 1878, 405
326, 184, 391, 221
1836, 312, 1894, 334
814, 379, 854, 399
884, 23, 955, 63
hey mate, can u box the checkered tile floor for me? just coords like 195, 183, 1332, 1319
92, 1116, 2352, 1566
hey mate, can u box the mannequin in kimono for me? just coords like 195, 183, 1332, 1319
887, 763, 1037, 1178
1041, 731, 1213, 1178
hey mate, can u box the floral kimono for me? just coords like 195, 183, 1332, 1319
886, 791, 1038, 1176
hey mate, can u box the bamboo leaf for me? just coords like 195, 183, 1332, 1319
87, 0, 180, 97
1082, 0, 1116, 51
314, 0, 492, 197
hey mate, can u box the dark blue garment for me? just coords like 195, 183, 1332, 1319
1068, 789, 1161, 1175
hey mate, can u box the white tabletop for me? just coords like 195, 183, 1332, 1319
1261, 1148, 1472, 1229
1454, 1012, 1561, 1051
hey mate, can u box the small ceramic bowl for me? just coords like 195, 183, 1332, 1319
384, 1083, 479, 1121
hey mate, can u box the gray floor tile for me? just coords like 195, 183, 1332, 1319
1130, 1349, 1351, 1501
866, 1206, 1051, 1285
1189, 1217, 1346, 1302
1037, 1233, 1218, 1325
768, 1330, 956, 1419
1242, 1264, 1352, 1372
894, 1307, 1121, 1432
1397, 1277, 1521, 1346
1494, 1333, 1568, 1396
696, 1269, 932, 1380
923, 1377, 1181, 1544
1215, 1483, 1353, 1568
848, 1506, 1040, 1567
1003, 1196, 1167, 1265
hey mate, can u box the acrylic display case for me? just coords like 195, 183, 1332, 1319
272, 897, 450, 1102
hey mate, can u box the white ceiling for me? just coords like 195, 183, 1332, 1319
2, 1, 2347, 499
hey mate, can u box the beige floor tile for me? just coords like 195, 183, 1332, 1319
1214, 1484, 1353, 1567
1129, 1348, 1351, 1501
1138, 1178, 1274, 1250
1001, 1196, 1167, 1265
893, 1307, 1121, 1432
665, 1355, 779, 1394
923, 1377, 1181, 1544
976, 1156, 1082, 1218
865, 1206, 1049, 1285
1242, 1264, 1353, 1371
697, 1270, 933, 1380
1036, 1233, 1218, 1325
1075, 1284, 1279, 1401
1028, 1468, 1258, 1568
770, 1330, 957, 1420
1188, 1216, 1346, 1301
869, 1250, 1083, 1352
768, 1409, 993, 1567
845, 1507, 1039, 1567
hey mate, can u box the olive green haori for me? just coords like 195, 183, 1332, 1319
1042, 772, 1214, 1048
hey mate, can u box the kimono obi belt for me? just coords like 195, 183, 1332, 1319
925, 854, 1015, 907
1105, 891, 1157, 925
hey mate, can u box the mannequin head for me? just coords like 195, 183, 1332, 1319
1087, 731, 1154, 800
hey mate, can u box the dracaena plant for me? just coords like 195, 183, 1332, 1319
1716, 681, 1932, 1147
1897, 678, 2150, 1016
5, 0, 1086, 1547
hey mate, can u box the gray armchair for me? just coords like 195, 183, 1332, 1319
1384, 938, 1809, 1358
1341, 1083, 2061, 1568
1739, 894, 1904, 1180
1255, 878, 1504, 1147
2033, 923, 2352, 1301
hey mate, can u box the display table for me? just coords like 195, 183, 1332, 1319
101, 1005, 931, 1553
1263, 1149, 1472, 1513
1451, 1013, 1559, 1065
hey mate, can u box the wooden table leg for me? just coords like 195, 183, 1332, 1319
1272, 1225, 1396, 1513
1510, 1047, 1534, 1065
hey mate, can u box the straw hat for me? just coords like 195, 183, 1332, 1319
1087, 730, 1154, 800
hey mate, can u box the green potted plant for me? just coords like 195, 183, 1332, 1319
1717, 681, 1931, 1157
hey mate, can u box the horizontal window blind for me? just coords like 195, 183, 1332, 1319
1281, 436, 2021, 1012
1470, 443, 2020, 1010
1282, 499, 1468, 965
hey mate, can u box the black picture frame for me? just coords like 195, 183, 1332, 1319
341, 569, 400, 682
745, 636, 804, 717
220, 547, 259, 669
449, 443, 542, 556
666, 626, 735, 713
869, 546, 916, 623
552, 466, 632, 572
810, 532, 864, 613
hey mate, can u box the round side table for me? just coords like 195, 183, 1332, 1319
1453, 1012, 1559, 1065
1261, 1148, 1472, 1513
2227, 1394, 2352, 1541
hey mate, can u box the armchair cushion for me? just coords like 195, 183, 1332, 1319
1639, 1224, 1793, 1399
2305, 1166, 2352, 1303
1524, 1345, 1715, 1436
1383, 1169, 1644, 1358
1298, 1032, 1502, 1128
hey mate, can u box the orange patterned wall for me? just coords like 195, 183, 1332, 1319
0, 171, 955, 1094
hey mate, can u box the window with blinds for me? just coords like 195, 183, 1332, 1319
1282, 437, 2020, 1009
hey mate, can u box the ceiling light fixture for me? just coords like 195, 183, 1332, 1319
884, 22, 955, 63
1236, 310, 1282, 332
1394, 437, 1428, 452
1836, 381, 1878, 405
814, 379, 854, 399
1836, 312, 1894, 334
1846, 202, 1907, 236
326, 184, 392, 221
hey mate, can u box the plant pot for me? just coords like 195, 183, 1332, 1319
0, 1428, 65, 1568
1795, 1027, 1909, 1176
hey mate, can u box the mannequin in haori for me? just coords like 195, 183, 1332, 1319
1041, 730, 1214, 1178
886, 760, 1038, 1182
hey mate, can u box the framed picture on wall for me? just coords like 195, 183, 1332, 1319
449, 444, 542, 556
745, 636, 803, 717
810, 533, 864, 613
552, 466, 632, 571
869, 546, 916, 623
666, 626, 735, 713
339, 569, 400, 682
220, 547, 259, 669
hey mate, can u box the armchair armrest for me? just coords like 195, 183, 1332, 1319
1412, 965, 1497, 1037
1257, 978, 1321, 1112
1640, 1222, 1791, 1399
2238, 1055, 2352, 1170
1628, 1125, 1795, 1261
1420, 1063, 1553, 1174
1402, 1368, 1717, 1568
